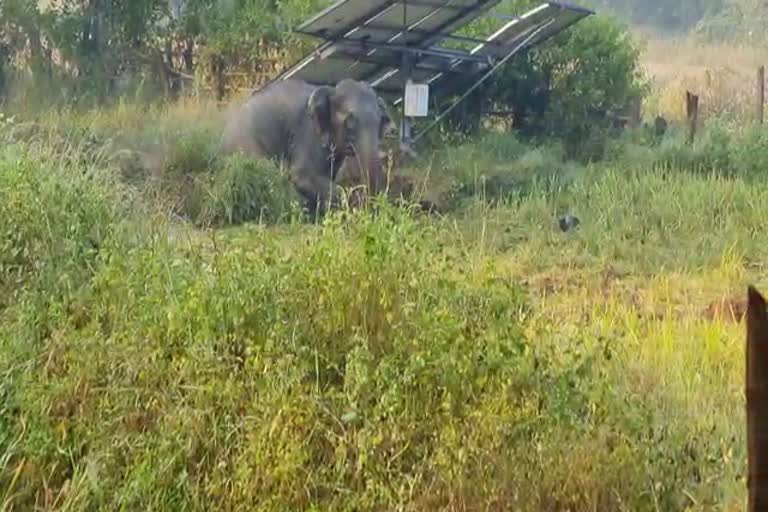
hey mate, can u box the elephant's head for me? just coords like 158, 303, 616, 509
307, 79, 394, 198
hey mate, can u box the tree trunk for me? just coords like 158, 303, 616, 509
27, 27, 46, 79
212, 55, 226, 102
183, 39, 194, 75
158, 51, 170, 97
164, 39, 180, 98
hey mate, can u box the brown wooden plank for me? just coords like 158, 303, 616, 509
747, 285, 768, 511
686, 90, 699, 145
758, 66, 765, 125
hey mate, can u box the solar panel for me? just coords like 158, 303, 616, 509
277, 1, 592, 94
269, 0, 594, 143
278, 0, 505, 88
296, 0, 501, 45
477, 2, 593, 57
379, 1, 594, 105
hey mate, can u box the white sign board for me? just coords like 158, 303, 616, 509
404, 82, 429, 117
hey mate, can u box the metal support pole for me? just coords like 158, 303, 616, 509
399, 61, 414, 147
399, 0, 415, 151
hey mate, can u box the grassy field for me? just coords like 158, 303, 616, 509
0, 93, 762, 511
3, 26, 768, 507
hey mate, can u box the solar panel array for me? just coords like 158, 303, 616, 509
274, 1, 593, 103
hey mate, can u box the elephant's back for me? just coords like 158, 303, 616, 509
250, 79, 314, 119
221, 80, 314, 159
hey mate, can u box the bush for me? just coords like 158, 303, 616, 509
0, 144, 123, 308
198, 154, 301, 226
141, 127, 218, 222
410, 132, 582, 210
731, 125, 768, 177
132, 127, 301, 227
604, 121, 768, 178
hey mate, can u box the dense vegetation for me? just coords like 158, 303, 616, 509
1, 0, 767, 509
0, 103, 759, 510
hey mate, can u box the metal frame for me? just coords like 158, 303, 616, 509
270, 0, 595, 148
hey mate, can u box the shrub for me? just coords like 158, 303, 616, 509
143, 128, 218, 221
198, 153, 301, 226
162, 128, 217, 179
731, 124, 768, 177
140, 127, 300, 227
0, 144, 123, 308
411, 132, 579, 209
602, 119, 768, 179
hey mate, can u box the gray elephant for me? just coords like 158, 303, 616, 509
220, 78, 394, 212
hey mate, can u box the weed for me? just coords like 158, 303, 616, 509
198, 154, 302, 227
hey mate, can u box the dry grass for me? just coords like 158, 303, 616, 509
635, 31, 764, 122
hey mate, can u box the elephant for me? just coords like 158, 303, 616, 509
220, 78, 394, 212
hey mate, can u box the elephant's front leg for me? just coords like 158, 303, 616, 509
292, 166, 344, 213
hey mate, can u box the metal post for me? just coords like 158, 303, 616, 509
398, 0, 414, 151
757, 65, 765, 125
399, 72, 414, 146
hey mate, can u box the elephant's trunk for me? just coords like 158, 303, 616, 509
351, 136, 386, 195
365, 155, 385, 194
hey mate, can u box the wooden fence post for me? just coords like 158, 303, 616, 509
183, 38, 194, 75
686, 91, 699, 145
747, 285, 768, 511
0, 44, 7, 101
757, 66, 765, 125
629, 95, 642, 128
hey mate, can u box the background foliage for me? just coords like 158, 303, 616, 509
0, 0, 649, 160
7, 0, 763, 156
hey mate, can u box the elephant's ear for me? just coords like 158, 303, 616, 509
307, 86, 334, 135
377, 95, 395, 139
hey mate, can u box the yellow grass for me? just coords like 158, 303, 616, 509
635, 31, 764, 122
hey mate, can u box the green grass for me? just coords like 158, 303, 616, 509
1, 103, 764, 511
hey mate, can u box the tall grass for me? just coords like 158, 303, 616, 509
0, 113, 761, 509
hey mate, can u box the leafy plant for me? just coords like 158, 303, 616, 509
199, 153, 301, 226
